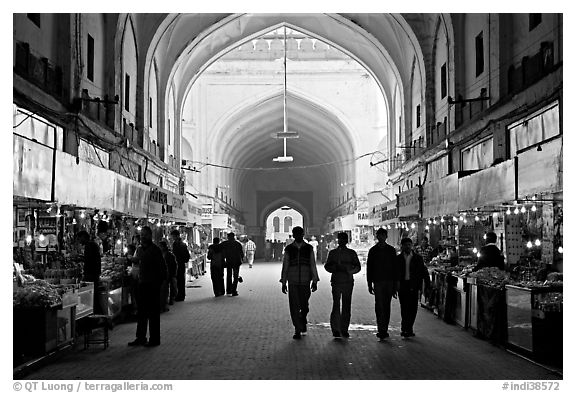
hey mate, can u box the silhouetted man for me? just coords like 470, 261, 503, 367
473, 231, 505, 271
280, 226, 319, 339
397, 237, 431, 338
170, 229, 190, 301
221, 232, 244, 296
324, 232, 361, 338
366, 228, 398, 340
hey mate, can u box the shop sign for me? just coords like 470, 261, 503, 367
201, 203, 214, 219
517, 137, 562, 198
397, 187, 421, 217
212, 213, 229, 229
458, 159, 515, 211
169, 195, 188, 222
355, 210, 370, 226
381, 207, 398, 222
13, 135, 53, 201
54, 150, 114, 210
422, 173, 459, 217
187, 200, 202, 224
148, 187, 172, 217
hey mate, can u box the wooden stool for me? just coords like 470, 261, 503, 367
83, 314, 110, 349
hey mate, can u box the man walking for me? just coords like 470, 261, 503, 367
221, 232, 244, 296
366, 228, 399, 340
280, 226, 319, 339
245, 237, 256, 268
397, 237, 431, 338
324, 232, 361, 338
170, 230, 190, 302
128, 226, 167, 347
207, 237, 225, 297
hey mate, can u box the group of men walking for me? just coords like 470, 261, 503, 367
280, 226, 430, 341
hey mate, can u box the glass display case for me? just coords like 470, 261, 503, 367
505, 284, 563, 365
452, 275, 467, 327
75, 283, 94, 320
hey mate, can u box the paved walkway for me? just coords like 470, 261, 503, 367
20, 261, 561, 380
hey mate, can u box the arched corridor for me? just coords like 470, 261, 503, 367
21, 262, 560, 380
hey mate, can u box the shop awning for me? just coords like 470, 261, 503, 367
458, 159, 516, 211
517, 137, 562, 198
422, 173, 460, 218
13, 135, 53, 202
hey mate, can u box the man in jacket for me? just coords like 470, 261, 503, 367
221, 232, 244, 296
76, 231, 103, 314
170, 230, 190, 302
159, 240, 177, 308
473, 232, 505, 271
397, 237, 431, 338
280, 226, 319, 339
128, 226, 167, 347
324, 232, 361, 338
207, 237, 225, 297
366, 228, 398, 340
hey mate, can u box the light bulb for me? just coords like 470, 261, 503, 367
475, 215, 480, 221
433, 220, 438, 225
459, 216, 464, 221
411, 223, 416, 229
123, 247, 128, 254
137, 226, 142, 231
39, 234, 45, 241
527, 241, 533, 248
440, 217, 445, 223
558, 246, 563, 254
476, 252, 481, 258
428, 219, 432, 225
506, 208, 511, 215
535, 239, 541, 247
117, 239, 122, 245
520, 206, 526, 213
531, 205, 537, 212
72, 218, 77, 224
463, 218, 468, 223
425, 225, 430, 230
514, 207, 519, 215
80, 212, 85, 219
156, 222, 161, 227
483, 234, 487, 240
26, 235, 32, 244
473, 247, 478, 254
493, 212, 499, 217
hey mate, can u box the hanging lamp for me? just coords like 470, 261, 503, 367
273, 26, 299, 163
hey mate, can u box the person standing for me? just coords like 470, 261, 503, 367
170, 229, 190, 302
415, 236, 434, 265
207, 237, 225, 297
397, 237, 431, 338
245, 237, 256, 268
221, 232, 244, 296
76, 231, 103, 314
159, 241, 177, 308
324, 232, 361, 338
366, 228, 399, 340
308, 236, 319, 261
473, 232, 505, 271
265, 239, 272, 261
280, 226, 319, 339
128, 226, 167, 347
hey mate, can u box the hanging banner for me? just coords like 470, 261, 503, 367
54, 150, 114, 210
13, 135, 53, 201
186, 199, 202, 224
458, 159, 516, 211
114, 175, 149, 217
422, 173, 459, 218
397, 186, 421, 218
517, 137, 562, 198
340, 214, 356, 231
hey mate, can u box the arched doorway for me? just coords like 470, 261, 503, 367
264, 205, 304, 261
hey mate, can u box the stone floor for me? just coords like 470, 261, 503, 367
18, 261, 562, 380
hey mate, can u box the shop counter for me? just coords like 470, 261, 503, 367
75, 283, 94, 320
475, 283, 507, 344
505, 285, 563, 365
452, 275, 467, 327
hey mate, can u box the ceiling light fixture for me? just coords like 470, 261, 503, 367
273, 26, 298, 163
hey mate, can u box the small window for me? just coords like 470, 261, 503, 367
416, 104, 421, 128
284, 216, 292, 233
87, 34, 94, 82
529, 14, 542, 31
440, 63, 447, 99
124, 74, 130, 111
27, 14, 40, 28
273, 217, 280, 232
475, 31, 484, 77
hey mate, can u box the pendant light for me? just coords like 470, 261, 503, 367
273, 26, 299, 163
